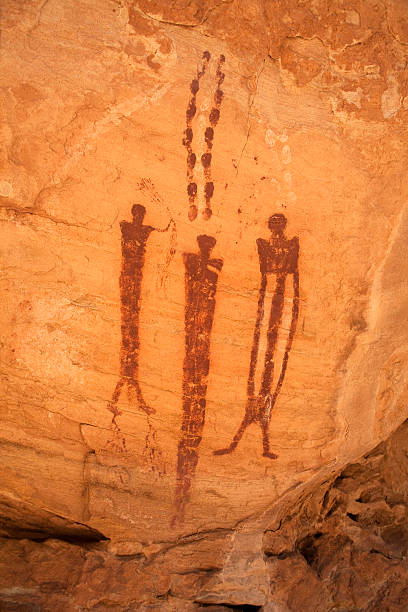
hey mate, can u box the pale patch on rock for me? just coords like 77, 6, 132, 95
283, 171, 292, 186
269, 177, 280, 190
0, 180, 13, 197
196, 532, 269, 607
374, 347, 408, 439
265, 128, 276, 147
364, 64, 380, 76
345, 9, 361, 25
381, 75, 401, 119
108, 540, 144, 556
282, 144, 292, 164
342, 87, 363, 108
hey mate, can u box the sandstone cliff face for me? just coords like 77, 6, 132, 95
1, 0, 408, 604
0, 420, 407, 610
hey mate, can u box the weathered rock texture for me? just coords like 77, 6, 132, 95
1, 0, 408, 606
0, 420, 407, 610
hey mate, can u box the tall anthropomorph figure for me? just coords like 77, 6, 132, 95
173, 235, 223, 524
214, 213, 299, 459
108, 204, 172, 428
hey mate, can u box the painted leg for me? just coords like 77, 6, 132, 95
213, 418, 248, 455
172, 438, 200, 527
107, 379, 124, 426
128, 380, 156, 415
261, 423, 277, 459
107, 379, 126, 453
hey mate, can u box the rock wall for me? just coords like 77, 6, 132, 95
0, 420, 407, 610
1, 0, 408, 601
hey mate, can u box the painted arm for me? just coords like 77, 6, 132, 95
155, 218, 175, 233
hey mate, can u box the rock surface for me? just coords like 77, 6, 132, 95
1, 0, 408, 600
0, 420, 407, 610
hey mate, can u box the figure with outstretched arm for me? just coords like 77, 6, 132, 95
108, 204, 174, 431
214, 213, 299, 459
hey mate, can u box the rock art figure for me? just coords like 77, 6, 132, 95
214, 214, 299, 459
173, 235, 223, 524
108, 204, 173, 437
182, 51, 226, 221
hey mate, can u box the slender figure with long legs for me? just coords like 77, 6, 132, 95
214, 213, 299, 459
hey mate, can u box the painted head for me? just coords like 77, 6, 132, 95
197, 234, 217, 257
268, 213, 287, 235
131, 204, 146, 224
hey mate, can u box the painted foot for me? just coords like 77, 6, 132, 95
263, 451, 278, 459
107, 401, 121, 419
140, 401, 156, 416
213, 447, 234, 456
107, 431, 127, 455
